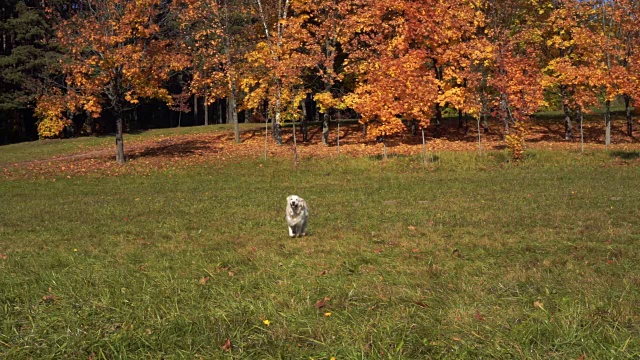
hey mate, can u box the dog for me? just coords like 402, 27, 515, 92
285, 195, 309, 237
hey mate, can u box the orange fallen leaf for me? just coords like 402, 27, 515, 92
41, 290, 57, 304
198, 276, 210, 285
315, 296, 330, 308
221, 338, 232, 352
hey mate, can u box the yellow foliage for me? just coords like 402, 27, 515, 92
314, 92, 343, 113
35, 92, 72, 138
505, 122, 528, 160
37, 116, 72, 139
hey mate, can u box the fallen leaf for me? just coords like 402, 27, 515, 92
198, 276, 210, 285
474, 311, 485, 321
0, 253, 7, 260
533, 300, 545, 310
318, 270, 328, 276
315, 296, 330, 308
408, 225, 417, 231
413, 301, 428, 308
221, 338, 232, 352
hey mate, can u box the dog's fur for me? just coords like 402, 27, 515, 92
285, 195, 309, 237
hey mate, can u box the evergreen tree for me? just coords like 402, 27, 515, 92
0, 1, 61, 144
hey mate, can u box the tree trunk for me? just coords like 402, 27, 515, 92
625, 94, 632, 137
219, 99, 224, 124
292, 121, 298, 167
322, 112, 329, 146
501, 99, 510, 135
228, 82, 240, 143
272, 90, 282, 145
477, 116, 482, 154
605, 99, 611, 147
204, 94, 209, 126
115, 114, 125, 164
301, 96, 309, 142
194, 95, 198, 126
562, 100, 572, 140
433, 103, 442, 138
579, 108, 584, 153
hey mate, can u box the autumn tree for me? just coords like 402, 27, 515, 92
341, 1, 441, 141
341, 0, 488, 142
592, 0, 628, 147
37, 0, 188, 163
491, 44, 546, 159
242, 0, 317, 145
300, 0, 346, 146
610, 0, 640, 136
175, 0, 227, 130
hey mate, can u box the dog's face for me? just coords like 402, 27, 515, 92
287, 195, 302, 211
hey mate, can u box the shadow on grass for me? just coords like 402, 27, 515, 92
610, 150, 640, 160
129, 139, 217, 160
368, 153, 414, 161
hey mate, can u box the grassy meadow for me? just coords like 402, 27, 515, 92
1, 145, 640, 358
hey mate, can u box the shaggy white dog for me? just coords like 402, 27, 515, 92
285, 195, 309, 237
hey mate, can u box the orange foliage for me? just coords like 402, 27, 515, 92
341, 0, 490, 139
31, 0, 640, 157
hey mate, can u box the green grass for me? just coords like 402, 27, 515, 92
1, 150, 639, 359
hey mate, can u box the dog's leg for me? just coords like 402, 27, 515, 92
288, 226, 295, 238
300, 219, 307, 236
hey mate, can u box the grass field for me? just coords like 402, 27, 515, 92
1, 145, 639, 359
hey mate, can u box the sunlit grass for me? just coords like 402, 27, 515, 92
0, 151, 639, 358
